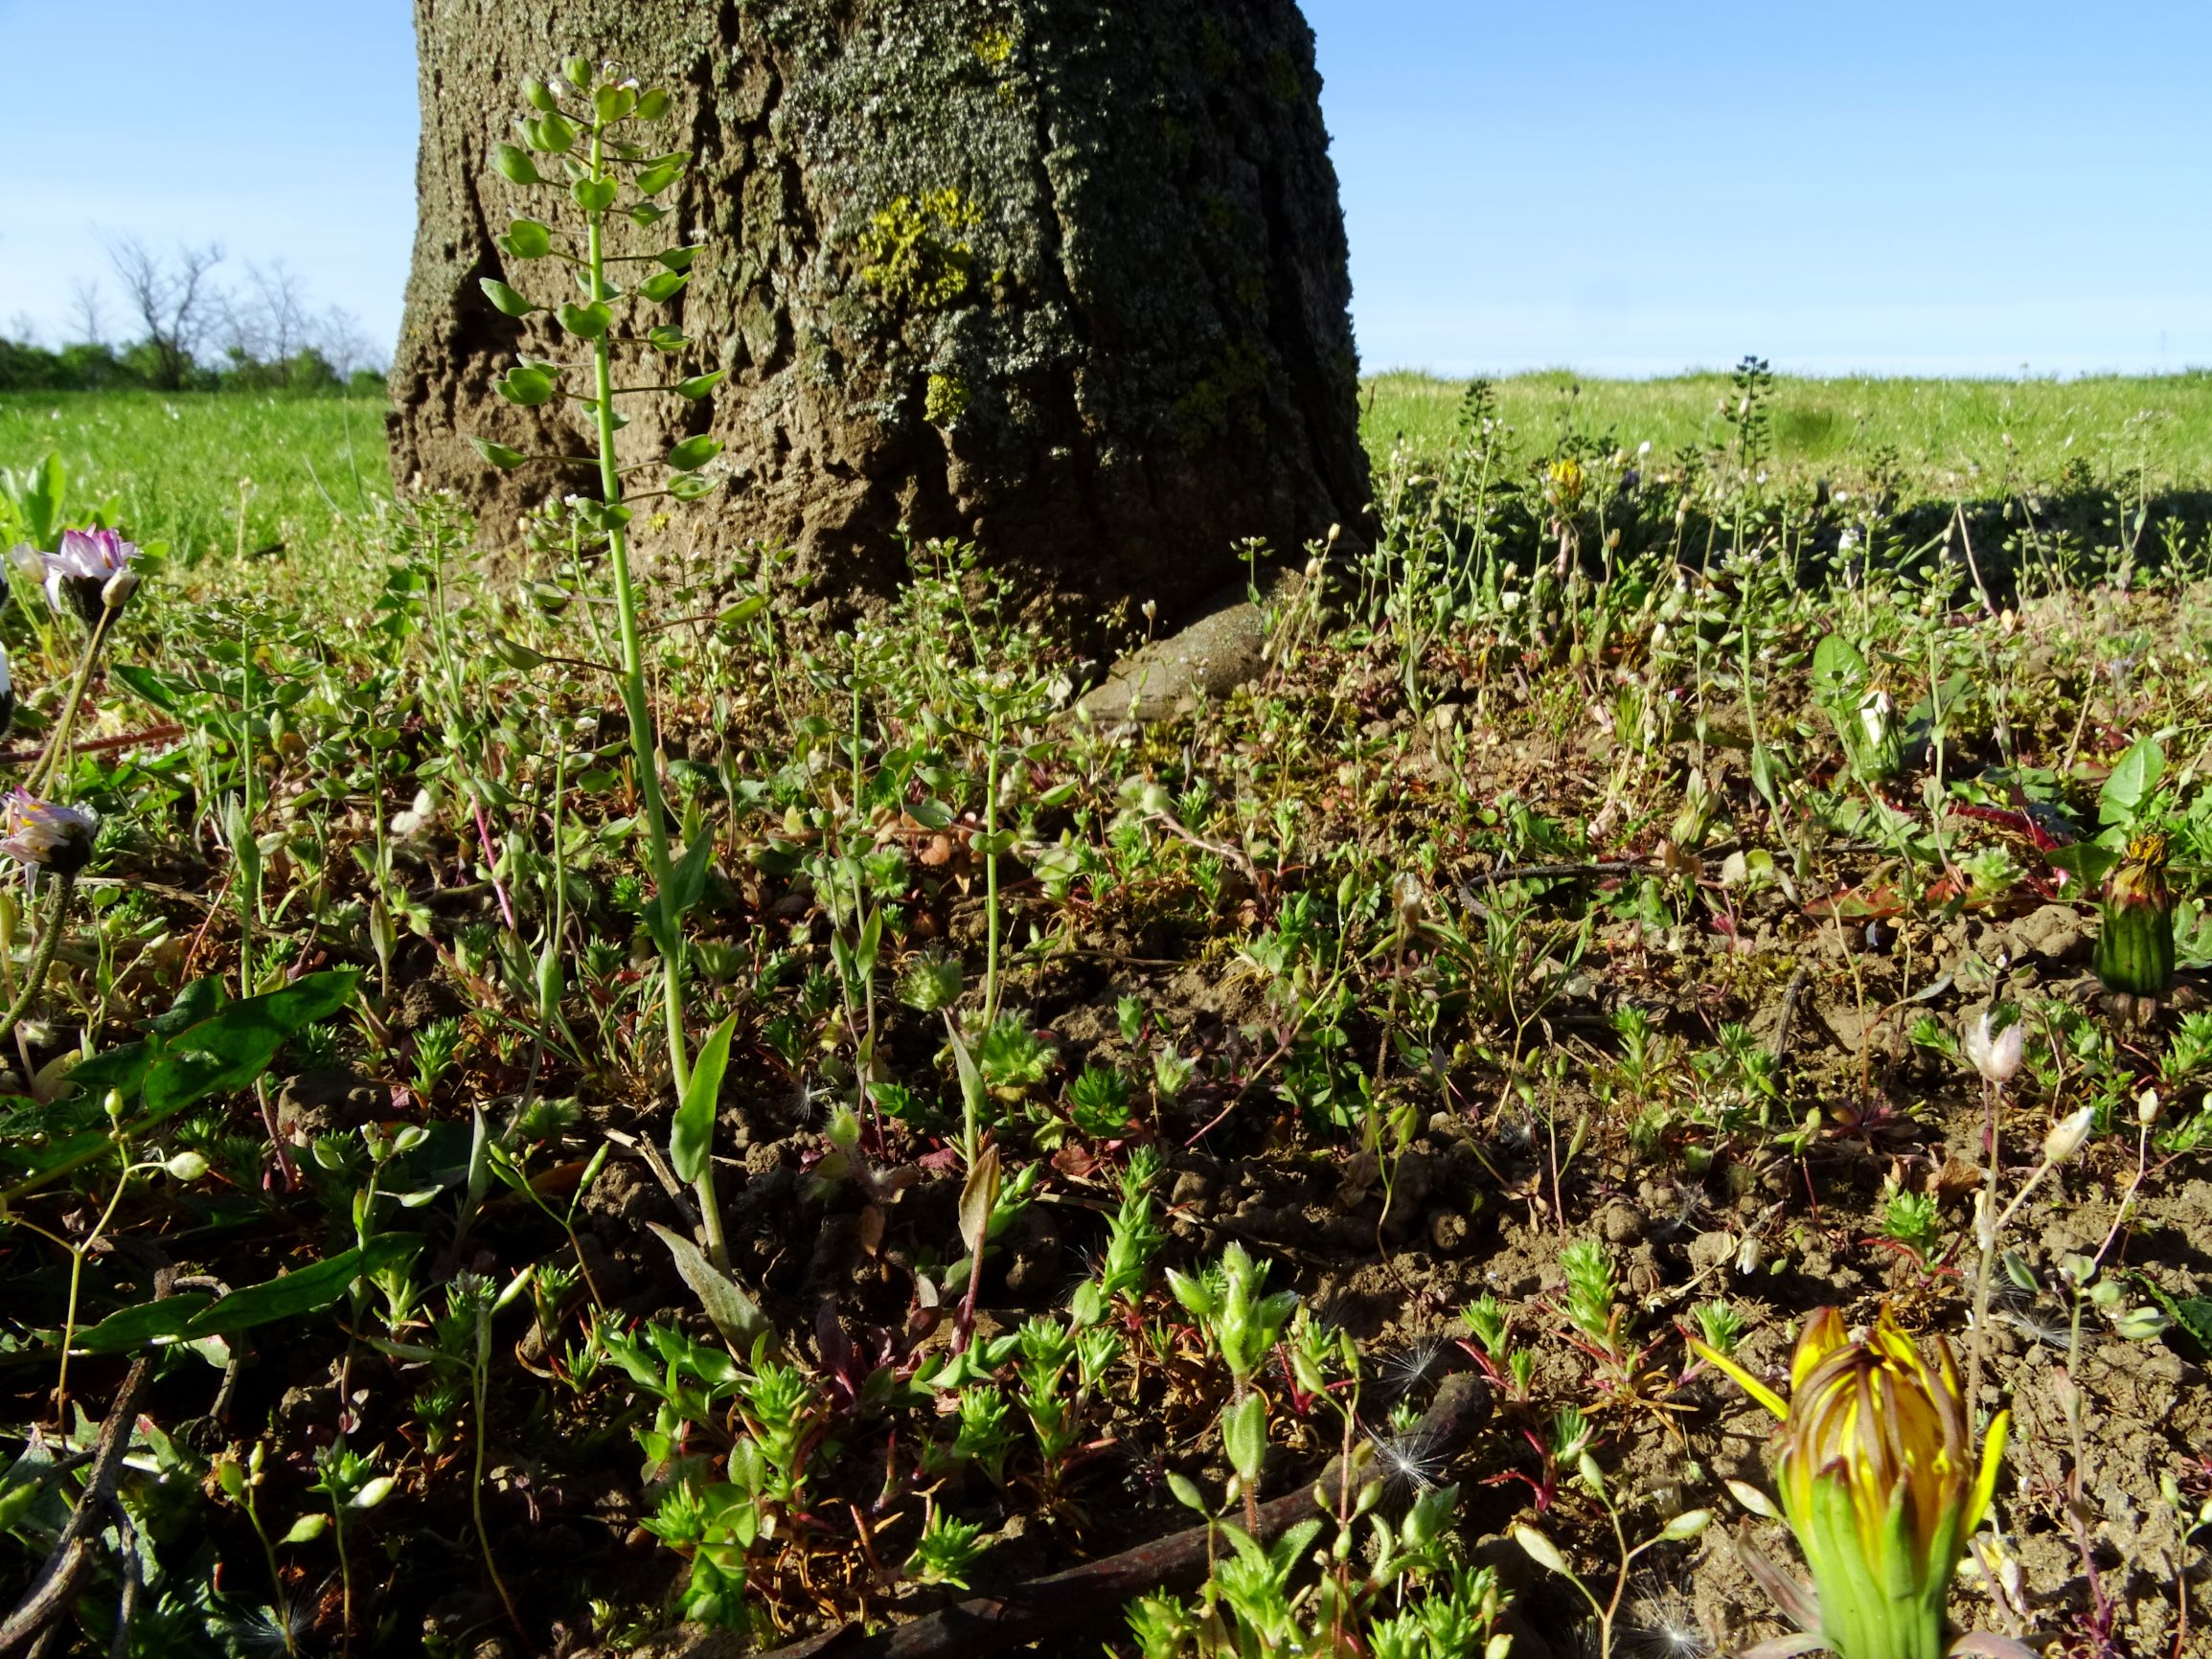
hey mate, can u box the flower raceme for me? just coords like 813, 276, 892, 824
1691, 1307, 2011, 1659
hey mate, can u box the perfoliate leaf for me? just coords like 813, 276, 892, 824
479, 278, 536, 319
667, 435, 721, 471
469, 436, 529, 469
669, 1011, 737, 1185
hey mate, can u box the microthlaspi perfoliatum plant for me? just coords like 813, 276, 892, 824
468, 56, 739, 1267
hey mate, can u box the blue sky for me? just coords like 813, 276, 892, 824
2, 0, 2206, 377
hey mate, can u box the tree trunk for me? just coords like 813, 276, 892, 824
391, 0, 1368, 625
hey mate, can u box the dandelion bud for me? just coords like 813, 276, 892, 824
1691, 1307, 2007, 1659
2041, 1105, 2095, 1169
2094, 830, 2176, 1001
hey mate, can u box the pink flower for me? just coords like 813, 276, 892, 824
38, 528, 142, 624
0, 789, 97, 875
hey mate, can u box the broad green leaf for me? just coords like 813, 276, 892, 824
670, 1011, 738, 1185
1810, 634, 1868, 711
2046, 841, 2120, 892
635, 88, 672, 121
2100, 736, 2165, 829
675, 370, 726, 399
656, 244, 701, 272
666, 435, 720, 471
135, 970, 361, 1127
469, 436, 528, 469
636, 160, 684, 197
70, 1295, 215, 1353
183, 1235, 420, 1339
108, 664, 186, 715
644, 324, 687, 352
648, 1222, 766, 1348
637, 270, 689, 304
668, 823, 716, 921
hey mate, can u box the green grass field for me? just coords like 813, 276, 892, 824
0, 391, 390, 572
1362, 368, 2212, 491
6, 376, 2211, 576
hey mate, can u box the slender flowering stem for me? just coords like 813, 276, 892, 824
0, 874, 75, 1051
24, 605, 119, 798
583, 112, 724, 1270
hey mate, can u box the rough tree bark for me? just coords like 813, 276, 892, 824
391, 0, 1368, 625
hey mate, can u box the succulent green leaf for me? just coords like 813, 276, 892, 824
637, 269, 690, 304
656, 244, 701, 272
668, 472, 719, 503
674, 370, 726, 399
637, 160, 684, 197
490, 143, 541, 186
495, 366, 557, 407
469, 436, 529, 469
644, 324, 688, 352
666, 434, 721, 472
503, 217, 553, 259
523, 76, 558, 113
593, 83, 637, 124
571, 175, 618, 215
629, 201, 670, 228
478, 278, 536, 319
